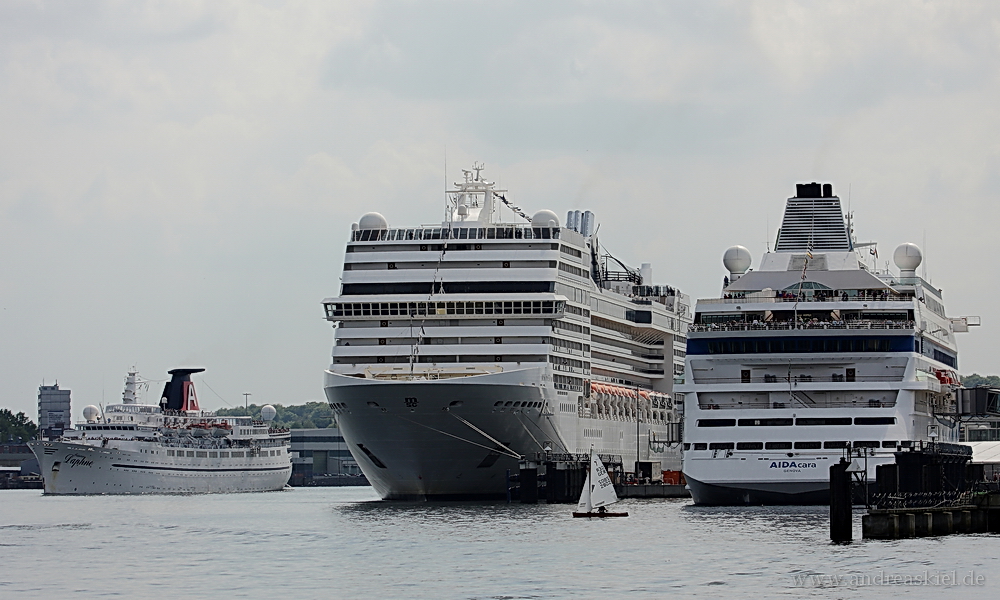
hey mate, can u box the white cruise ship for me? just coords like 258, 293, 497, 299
677, 182, 977, 505
322, 164, 691, 500
29, 368, 291, 495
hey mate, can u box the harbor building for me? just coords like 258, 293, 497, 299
37, 382, 71, 439
289, 427, 368, 486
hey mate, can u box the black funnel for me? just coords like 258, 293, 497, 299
159, 368, 206, 412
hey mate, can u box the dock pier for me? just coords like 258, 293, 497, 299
835, 441, 1000, 540
511, 454, 690, 503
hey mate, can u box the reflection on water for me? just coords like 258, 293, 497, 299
1, 488, 996, 599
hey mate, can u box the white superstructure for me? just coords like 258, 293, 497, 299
29, 368, 291, 495
678, 182, 978, 505
323, 164, 691, 499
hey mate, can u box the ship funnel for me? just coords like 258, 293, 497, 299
581, 211, 594, 237
159, 368, 205, 413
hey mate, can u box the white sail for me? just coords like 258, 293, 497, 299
577, 469, 593, 512
589, 450, 619, 508
577, 448, 619, 512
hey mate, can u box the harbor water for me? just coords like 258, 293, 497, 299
1, 487, 997, 598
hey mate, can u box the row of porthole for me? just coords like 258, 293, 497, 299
494, 401, 543, 409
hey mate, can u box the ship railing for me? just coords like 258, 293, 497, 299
693, 374, 902, 384
699, 292, 914, 305
698, 399, 898, 410
588, 360, 664, 376
351, 224, 560, 243
869, 490, 976, 511
688, 320, 915, 332
533, 452, 624, 467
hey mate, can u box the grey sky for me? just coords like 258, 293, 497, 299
2, 1, 998, 418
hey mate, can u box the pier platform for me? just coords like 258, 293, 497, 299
616, 483, 690, 498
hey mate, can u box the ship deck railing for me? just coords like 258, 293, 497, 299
351, 224, 560, 242
688, 320, 915, 333
698, 399, 898, 410
693, 374, 903, 385
699, 292, 914, 305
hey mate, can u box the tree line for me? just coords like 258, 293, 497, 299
961, 373, 1000, 388
1, 409, 38, 442
215, 402, 335, 429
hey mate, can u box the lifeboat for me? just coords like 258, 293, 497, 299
934, 369, 960, 386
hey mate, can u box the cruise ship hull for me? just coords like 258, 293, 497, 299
683, 445, 898, 505
29, 440, 292, 495
325, 368, 559, 500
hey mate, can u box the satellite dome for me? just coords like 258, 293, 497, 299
358, 212, 388, 230
530, 209, 560, 228
893, 243, 922, 276
83, 405, 101, 423
723, 245, 752, 275
260, 405, 277, 422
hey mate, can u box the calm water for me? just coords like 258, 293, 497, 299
1, 487, 997, 599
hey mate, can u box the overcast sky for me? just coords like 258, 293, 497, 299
2, 1, 999, 419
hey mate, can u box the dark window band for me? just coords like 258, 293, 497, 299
342, 281, 555, 295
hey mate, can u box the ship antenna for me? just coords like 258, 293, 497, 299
443, 147, 447, 221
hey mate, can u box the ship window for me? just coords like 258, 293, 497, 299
764, 442, 793, 450
697, 419, 736, 427
796, 417, 852, 426
854, 441, 880, 448
693, 443, 708, 450
708, 442, 734, 450
738, 418, 793, 427
736, 442, 764, 450
220, 452, 229, 458
823, 441, 848, 449
209, 452, 218, 458
186, 451, 195, 457
881, 441, 898, 448
855, 417, 896, 425
232, 452, 244, 458
167, 450, 175, 456
794, 441, 822, 449
196, 451, 208, 457
683, 443, 691, 450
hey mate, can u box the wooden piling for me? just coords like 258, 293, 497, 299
830, 459, 852, 543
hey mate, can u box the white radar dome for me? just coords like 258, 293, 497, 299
723, 245, 752, 275
358, 212, 388, 230
83, 405, 101, 423
260, 405, 277, 422
530, 209, 560, 228
893, 243, 922, 276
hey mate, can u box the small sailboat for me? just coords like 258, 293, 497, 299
573, 447, 628, 518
